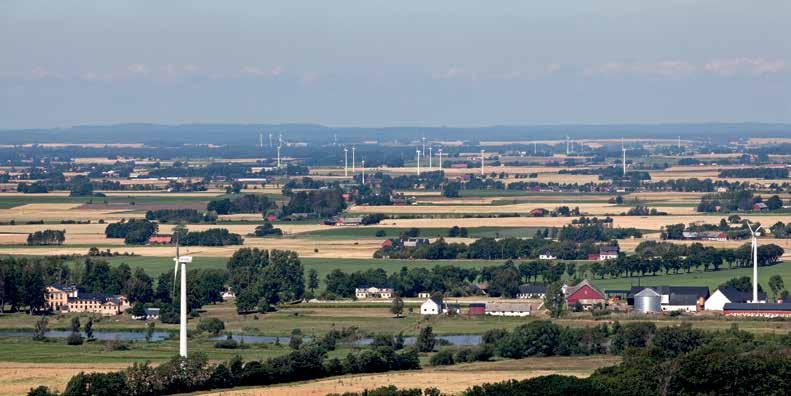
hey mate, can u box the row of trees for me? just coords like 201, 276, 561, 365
145, 209, 216, 223
376, 236, 612, 261
26, 229, 66, 245
227, 248, 305, 313
41, 341, 420, 395
105, 219, 157, 244
207, 194, 276, 215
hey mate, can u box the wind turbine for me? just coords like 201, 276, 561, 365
351, 147, 356, 174
621, 137, 627, 176
344, 147, 348, 177
416, 149, 421, 175
173, 246, 192, 358
276, 145, 281, 168
480, 149, 485, 176
428, 147, 433, 170
747, 223, 763, 303
437, 148, 443, 170
361, 159, 366, 184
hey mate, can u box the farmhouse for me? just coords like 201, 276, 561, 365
588, 246, 619, 261
402, 238, 429, 247
682, 231, 727, 241
420, 297, 445, 315
539, 250, 556, 260
529, 208, 547, 217
133, 307, 161, 320
516, 284, 546, 299
564, 279, 606, 308
705, 287, 767, 311
355, 287, 393, 299
628, 286, 710, 312
485, 302, 534, 317
337, 217, 363, 226
723, 303, 791, 318
148, 234, 173, 245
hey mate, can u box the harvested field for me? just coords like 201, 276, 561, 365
0, 237, 382, 258
212, 356, 622, 396
0, 362, 128, 396
348, 202, 697, 215
377, 214, 791, 232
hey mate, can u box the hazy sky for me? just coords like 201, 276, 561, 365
2, 1, 790, 128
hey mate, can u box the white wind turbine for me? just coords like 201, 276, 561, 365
747, 223, 763, 303
416, 149, 421, 175
621, 137, 628, 176
344, 147, 348, 177
173, 245, 192, 357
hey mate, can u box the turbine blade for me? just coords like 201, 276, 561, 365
173, 260, 179, 294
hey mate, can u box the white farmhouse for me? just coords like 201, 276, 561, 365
420, 297, 444, 315
705, 287, 766, 311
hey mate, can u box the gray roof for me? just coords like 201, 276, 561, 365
634, 288, 661, 297
628, 286, 710, 299
719, 287, 767, 303
724, 303, 791, 311
518, 284, 547, 294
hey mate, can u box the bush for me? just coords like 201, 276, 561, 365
429, 349, 455, 366
214, 339, 241, 349
66, 331, 84, 345
197, 318, 225, 335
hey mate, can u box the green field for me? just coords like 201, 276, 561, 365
590, 261, 791, 292
0, 335, 349, 363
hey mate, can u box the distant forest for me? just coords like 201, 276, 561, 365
1, 122, 791, 145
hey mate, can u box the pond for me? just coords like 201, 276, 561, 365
0, 330, 173, 342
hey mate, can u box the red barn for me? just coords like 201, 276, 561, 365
148, 234, 173, 245
468, 303, 486, 316
565, 279, 606, 308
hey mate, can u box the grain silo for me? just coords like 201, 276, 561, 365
634, 288, 661, 313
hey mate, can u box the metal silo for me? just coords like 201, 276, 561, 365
634, 288, 661, 313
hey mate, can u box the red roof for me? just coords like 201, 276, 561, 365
148, 234, 172, 244
566, 284, 606, 304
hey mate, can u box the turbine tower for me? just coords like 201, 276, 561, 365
277, 145, 282, 168
428, 147, 433, 170
173, 247, 192, 358
416, 149, 421, 175
344, 147, 349, 177
437, 148, 443, 170
480, 149, 485, 176
361, 159, 366, 184
747, 224, 763, 303
421, 137, 426, 157
351, 147, 356, 174
566, 136, 570, 155
621, 137, 627, 176
259, 132, 264, 149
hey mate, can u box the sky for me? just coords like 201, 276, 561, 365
1, 0, 790, 129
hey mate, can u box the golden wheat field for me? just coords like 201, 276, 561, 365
208, 356, 622, 396
0, 362, 128, 396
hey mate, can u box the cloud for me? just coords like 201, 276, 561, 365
432, 66, 476, 80
585, 60, 696, 77
299, 71, 319, 85
704, 58, 786, 76
240, 65, 283, 78
29, 67, 60, 80
127, 63, 148, 75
